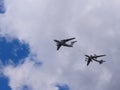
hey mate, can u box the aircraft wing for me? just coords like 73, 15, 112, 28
85, 55, 89, 58
54, 40, 60, 43
96, 55, 106, 58
87, 59, 91, 66
57, 44, 62, 50
92, 58, 100, 62
93, 59, 106, 64
63, 43, 72, 47
62, 38, 75, 42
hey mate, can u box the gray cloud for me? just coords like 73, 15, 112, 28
1, 0, 120, 90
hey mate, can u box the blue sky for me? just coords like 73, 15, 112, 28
0, 76, 11, 90
56, 84, 69, 90
0, 0, 30, 86
0, 36, 69, 90
0, 37, 30, 66
0, 1, 69, 90
0, 36, 30, 90
0, 1, 11, 90
0, 0, 5, 13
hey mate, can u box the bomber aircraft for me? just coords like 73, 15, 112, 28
54, 38, 77, 50
85, 54, 106, 66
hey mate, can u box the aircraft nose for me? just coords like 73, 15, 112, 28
54, 40, 56, 41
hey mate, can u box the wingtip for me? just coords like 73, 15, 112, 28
85, 55, 88, 57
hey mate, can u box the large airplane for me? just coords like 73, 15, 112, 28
85, 54, 106, 66
54, 38, 77, 50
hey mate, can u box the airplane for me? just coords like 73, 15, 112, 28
85, 54, 106, 66
54, 38, 77, 50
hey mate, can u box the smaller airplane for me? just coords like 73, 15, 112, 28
54, 38, 77, 50
85, 54, 106, 66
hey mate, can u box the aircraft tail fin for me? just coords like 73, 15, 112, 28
99, 60, 105, 64
71, 41, 77, 46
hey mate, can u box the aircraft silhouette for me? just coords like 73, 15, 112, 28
85, 54, 106, 66
54, 38, 77, 50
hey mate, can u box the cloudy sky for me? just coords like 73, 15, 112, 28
0, 0, 120, 90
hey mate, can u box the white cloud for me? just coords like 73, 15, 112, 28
1, 0, 120, 90
3, 59, 58, 90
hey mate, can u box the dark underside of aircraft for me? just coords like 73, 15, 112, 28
54, 38, 77, 50
85, 54, 106, 66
